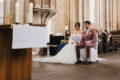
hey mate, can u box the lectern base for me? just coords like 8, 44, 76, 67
0, 25, 32, 80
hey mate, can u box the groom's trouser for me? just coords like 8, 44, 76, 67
86, 44, 95, 59
75, 43, 85, 61
76, 43, 94, 61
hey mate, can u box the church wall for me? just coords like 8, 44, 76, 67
2, 0, 120, 33
50, 0, 70, 34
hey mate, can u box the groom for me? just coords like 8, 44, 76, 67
75, 21, 97, 64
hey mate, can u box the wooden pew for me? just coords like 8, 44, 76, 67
111, 30, 120, 51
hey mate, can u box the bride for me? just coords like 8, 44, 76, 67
33, 22, 83, 64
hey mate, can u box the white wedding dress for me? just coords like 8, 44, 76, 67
33, 34, 82, 64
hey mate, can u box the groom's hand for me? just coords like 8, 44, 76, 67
85, 41, 90, 44
76, 42, 79, 44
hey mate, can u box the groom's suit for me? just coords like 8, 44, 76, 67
76, 28, 97, 61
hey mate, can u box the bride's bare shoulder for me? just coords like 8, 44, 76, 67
71, 30, 76, 34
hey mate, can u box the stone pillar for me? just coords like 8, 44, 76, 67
90, 0, 98, 29
89, 0, 95, 22
94, 0, 100, 29
65, 0, 70, 28
78, 0, 83, 30
99, 0, 105, 30
70, 0, 73, 30
72, 0, 78, 29
109, 0, 113, 31
84, 0, 90, 21
105, 0, 110, 32
112, 0, 118, 31
118, 0, 120, 30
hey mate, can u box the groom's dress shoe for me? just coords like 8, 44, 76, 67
75, 61, 82, 64
88, 62, 93, 64
84, 60, 90, 65
84, 61, 93, 65
75, 61, 79, 64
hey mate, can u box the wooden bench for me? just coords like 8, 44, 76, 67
111, 30, 120, 51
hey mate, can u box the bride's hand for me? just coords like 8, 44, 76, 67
71, 42, 75, 44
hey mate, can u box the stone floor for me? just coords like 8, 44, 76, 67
32, 51, 120, 80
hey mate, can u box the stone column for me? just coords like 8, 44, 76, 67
70, 0, 73, 30
109, 0, 113, 31
94, 0, 100, 29
78, 0, 83, 30
99, 0, 105, 30
118, 0, 120, 30
89, 0, 95, 22
65, 0, 70, 28
105, 0, 110, 32
72, 0, 78, 29
112, 0, 118, 31
90, 0, 98, 29
84, 0, 90, 21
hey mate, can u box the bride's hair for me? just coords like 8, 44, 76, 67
75, 22, 81, 29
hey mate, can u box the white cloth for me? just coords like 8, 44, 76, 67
33, 34, 82, 64
12, 24, 47, 49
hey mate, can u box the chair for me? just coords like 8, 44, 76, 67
80, 34, 98, 62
